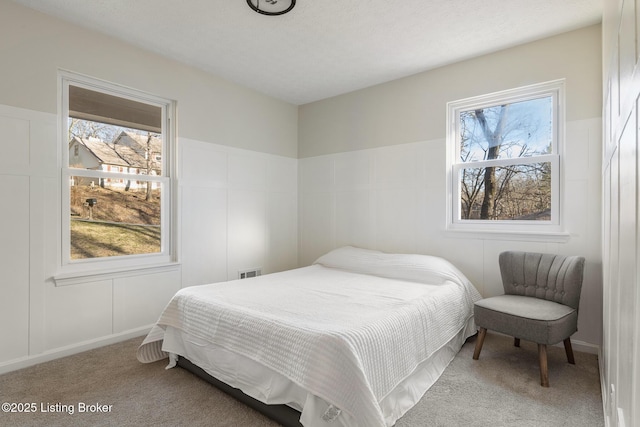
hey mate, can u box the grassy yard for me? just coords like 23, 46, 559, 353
69, 184, 161, 259
70, 185, 160, 225
71, 219, 161, 260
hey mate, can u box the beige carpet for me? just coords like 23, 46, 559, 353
0, 332, 603, 426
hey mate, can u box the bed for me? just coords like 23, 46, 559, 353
137, 246, 482, 427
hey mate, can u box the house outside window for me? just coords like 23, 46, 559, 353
59, 71, 176, 276
446, 80, 564, 236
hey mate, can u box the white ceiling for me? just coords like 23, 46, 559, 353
12, 0, 602, 105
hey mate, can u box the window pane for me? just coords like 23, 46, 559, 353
459, 162, 551, 221
459, 96, 553, 163
70, 180, 161, 259
68, 119, 162, 176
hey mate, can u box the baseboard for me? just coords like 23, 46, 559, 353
0, 325, 152, 375
568, 339, 600, 355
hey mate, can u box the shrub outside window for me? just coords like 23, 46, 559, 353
446, 80, 564, 235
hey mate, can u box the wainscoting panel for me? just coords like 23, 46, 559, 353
113, 270, 182, 333
299, 191, 335, 266
0, 114, 29, 172
180, 185, 229, 287
44, 280, 113, 351
227, 190, 267, 281
0, 176, 30, 362
179, 137, 298, 284
266, 192, 298, 273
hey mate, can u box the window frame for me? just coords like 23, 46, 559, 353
445, 79, 566, 238
56, 71, 178, 282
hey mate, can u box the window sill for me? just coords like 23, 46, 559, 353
445, 228, 571, 243
53, 262, 181, 287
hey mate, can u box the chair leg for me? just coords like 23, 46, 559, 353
514, 337, 520, 347
563, 338, 575, 364
538, 344, 549, 387
473, 328, 487, 360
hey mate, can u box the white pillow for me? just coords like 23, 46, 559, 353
313, 246, 470, 287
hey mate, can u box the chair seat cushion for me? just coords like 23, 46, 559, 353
474, 295, 577, 345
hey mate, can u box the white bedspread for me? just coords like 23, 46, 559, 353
138, 246, 481, 427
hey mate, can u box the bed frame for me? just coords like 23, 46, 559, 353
177, 356, 303, 427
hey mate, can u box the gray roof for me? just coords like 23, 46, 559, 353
112, 131, 162, 170
73, 136, 127, 167
72, 131, 162, 171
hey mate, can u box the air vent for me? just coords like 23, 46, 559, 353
238, 268, 262, 279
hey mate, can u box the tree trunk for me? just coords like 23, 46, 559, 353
474, 106, 508, 219
480, 147, 499, 219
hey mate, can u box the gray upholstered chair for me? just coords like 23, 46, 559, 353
472, 251, 585, 387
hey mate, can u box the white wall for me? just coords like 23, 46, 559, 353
0, 1, 298, 373
298, 25, 603, 350
601, 1, 640, 426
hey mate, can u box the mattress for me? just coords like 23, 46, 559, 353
138, 246, 482, 427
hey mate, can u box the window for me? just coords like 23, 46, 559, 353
446, 80, 564, 236
59, 71, 176, 277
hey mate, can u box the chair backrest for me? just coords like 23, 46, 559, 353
499, 251, 585, 309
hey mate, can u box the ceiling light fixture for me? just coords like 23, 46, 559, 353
247, 0, 296, 16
